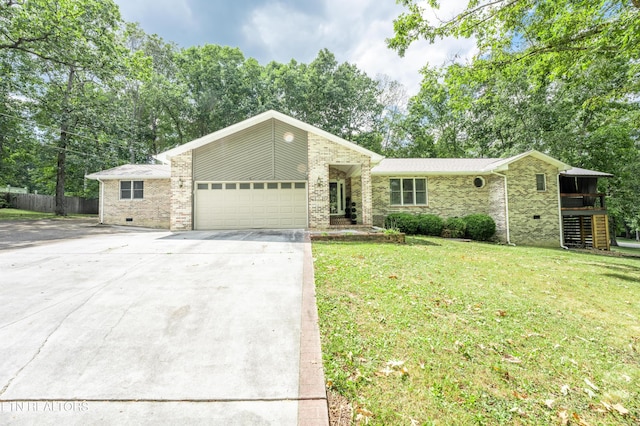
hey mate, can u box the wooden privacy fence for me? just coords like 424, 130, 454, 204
8, 193, 98, 215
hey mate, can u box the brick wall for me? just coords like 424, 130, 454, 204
100, 179, 170, 228
170, 151, 193, 231
307, 133, 372, 227
372, 174, 507, 238
487, 174, 508, 242
505, 157, 561, 247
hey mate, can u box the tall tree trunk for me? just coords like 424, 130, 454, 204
609, 214, 618, 247
55, 66, 75, 216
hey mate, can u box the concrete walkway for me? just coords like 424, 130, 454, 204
0, 226, 327, 425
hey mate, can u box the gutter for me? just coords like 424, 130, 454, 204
557, 174, 569, 249
491, 171, 514, 246
96, 178, 105, 224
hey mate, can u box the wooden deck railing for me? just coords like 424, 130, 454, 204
560, 193, 606, 211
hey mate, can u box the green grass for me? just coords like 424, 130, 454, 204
612, 239, 640, 257
0, 208, 96, 221
0, 208, 56, 220
313, 237, 640, 425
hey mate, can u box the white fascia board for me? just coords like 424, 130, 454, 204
85, 174, 170, 180
371, 170, 488, 176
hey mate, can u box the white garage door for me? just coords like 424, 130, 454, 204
195, 181, 308, 230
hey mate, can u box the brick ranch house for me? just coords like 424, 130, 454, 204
86, 110, 612, 248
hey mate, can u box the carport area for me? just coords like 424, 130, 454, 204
0, 222, 327, 425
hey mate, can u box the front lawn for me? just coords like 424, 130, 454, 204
313, 237, 639, 425
0, 208, 55, 220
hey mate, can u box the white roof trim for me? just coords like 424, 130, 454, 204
487, 150, 570, 172
86, 174, 170, 180
155, 110, 384, 163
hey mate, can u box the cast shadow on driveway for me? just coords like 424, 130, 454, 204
161, 229, 307, 243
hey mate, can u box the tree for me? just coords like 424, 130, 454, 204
1, 0, 126, 214
389, 0, 640, 98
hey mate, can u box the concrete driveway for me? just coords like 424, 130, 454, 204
0, 223, 327, 425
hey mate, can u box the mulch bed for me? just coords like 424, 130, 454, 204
327, 389, 353, 426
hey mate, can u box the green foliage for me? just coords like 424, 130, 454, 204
0, 193, 10, 209
443, 217, 466, 238
463, 214, 496, 241
384, 213, 420, 235
385, 213, 444, 236
416, 214, 443, 236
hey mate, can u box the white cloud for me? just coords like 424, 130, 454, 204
117, 0, 477, 96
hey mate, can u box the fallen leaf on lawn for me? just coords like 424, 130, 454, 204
544, 399, 555, 409
558, 410, 569, 426
326, 379, 333, 388
513, 390, 528, 400
589, 403, 607, 414
561, 384, 570, 395
387, 359, 405, 368
388, 275, 398, 279
612, 403, 629, 416
348, 369, 365, 382
400, 366, 409, 376
584, 388, 596, 398
572, 412, 593, 426
376, 366, 395, 376
584, 378, 599, 391
496, 310, 507, 317
509, 405, 525, 416
601, 400, 612, 411
356, 407, 373, 417
502, 354, 522, 363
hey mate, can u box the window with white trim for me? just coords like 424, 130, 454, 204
390, 178, 427, 205
536, 174, 546, 191
120, 181, 144, 199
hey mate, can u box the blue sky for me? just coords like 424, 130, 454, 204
113, 0, 475, 95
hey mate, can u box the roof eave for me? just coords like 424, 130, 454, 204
371, 170, 491, 176
85, 174, 171, 180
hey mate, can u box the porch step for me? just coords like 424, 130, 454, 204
330, 217, 353, 226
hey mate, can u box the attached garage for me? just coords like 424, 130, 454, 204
195, 181, 308, 229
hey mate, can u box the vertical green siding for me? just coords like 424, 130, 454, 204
193, 119, 308, 181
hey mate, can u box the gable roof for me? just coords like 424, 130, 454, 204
371, 150, 572, 175
560, 167, 613, 177
86, 164, 170, 180
155, 110, 384, 164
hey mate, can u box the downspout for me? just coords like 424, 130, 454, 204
97, 178, 104, 224
557, 174, 569, 249
492, 171, 514, 246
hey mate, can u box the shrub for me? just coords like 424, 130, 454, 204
416, 214, 443, 236
464, 214, 496, 241
0, 193, 10, 209
443, 217, 466, 238
385, 213, 420, 235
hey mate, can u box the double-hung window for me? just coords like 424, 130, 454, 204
390, 178, 427, 205
120, 181, 144, 199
